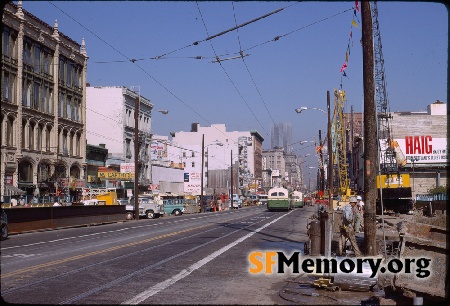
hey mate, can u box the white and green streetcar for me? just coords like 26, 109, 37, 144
267, 187, 292, 211
291, 191, 304, 208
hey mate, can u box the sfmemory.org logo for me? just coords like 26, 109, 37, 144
248, 251, 431, 279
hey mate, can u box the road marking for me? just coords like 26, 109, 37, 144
2, 211, 262, 278
1, 225, 207, 278
122, 211, 292, 304
2, 253, 40, 258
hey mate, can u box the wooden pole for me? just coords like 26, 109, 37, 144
134, 95, 139, 220
362, 1, 377, 256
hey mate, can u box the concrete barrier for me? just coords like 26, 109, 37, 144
4, 205, 126, 234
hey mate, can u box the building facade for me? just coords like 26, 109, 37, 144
85, 86, 154, 191
350, 101, 448, 199
1, 1, 88, 200
270, 122, 292, 152
262, 148, 286, 188
172, 123, 264, 196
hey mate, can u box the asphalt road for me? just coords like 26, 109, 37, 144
1, 205, 315, 305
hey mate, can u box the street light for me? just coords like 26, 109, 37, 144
295, 91, 333, 257
295, 106, 327, 114
300, 140, 314, 145
157, 109, 169, 115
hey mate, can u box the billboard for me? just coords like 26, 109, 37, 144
380, 136, 448, 165
184, 172, 201, 195
151, 141, 167, 160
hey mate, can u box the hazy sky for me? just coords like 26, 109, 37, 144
20, 1, 448, 170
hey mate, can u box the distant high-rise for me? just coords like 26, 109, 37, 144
270, 122, 292, 153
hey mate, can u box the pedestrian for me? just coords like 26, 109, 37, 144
338, 196, 362, 257
356, 195, 364, 232
19, 196, 25, 206
11, 196, 18, 206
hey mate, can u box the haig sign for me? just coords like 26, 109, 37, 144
381, 136, 448, 164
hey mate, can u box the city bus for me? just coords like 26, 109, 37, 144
267, 187, 292, 211
291, 191, 304, 208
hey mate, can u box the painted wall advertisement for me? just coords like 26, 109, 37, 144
380, 136, 448, 165
151, 141, 167, 160
184, 172, 201, 195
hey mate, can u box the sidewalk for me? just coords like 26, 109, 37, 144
277, 209, 448, 305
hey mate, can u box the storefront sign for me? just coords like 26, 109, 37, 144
4, 175, 13, 185
120, 163, 135, 173
98, 172, 135, 179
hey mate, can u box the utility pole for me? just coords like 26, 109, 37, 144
134, 95, 139, 220
325, 90, 333, 258
230, 150, 233, 210
200, 134, 205, 213
361, 1, 377, 256
318, 130, 325, 196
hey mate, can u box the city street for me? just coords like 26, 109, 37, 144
1, 206, 314, 305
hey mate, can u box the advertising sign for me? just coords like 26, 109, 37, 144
4, 175, 13, 184
184, 172, 201, 195
120, 163, 135, 173
380, 136, 448, 165
151, 141, 167, 160
58, 178, 85, 187
98, 172, 135, 180
271, 169, 280, 177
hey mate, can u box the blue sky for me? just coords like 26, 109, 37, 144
21, 1, 448, 170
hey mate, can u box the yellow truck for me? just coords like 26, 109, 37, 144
82, 188, 118, 205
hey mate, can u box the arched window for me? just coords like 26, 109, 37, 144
6, 116, 14, 147
29, 121, 35, 150
21, 120, 26, 149
37, 123, 43, 151
46, 125, 51, 151
18, 160, 33, 182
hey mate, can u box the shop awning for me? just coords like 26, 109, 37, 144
4, 184, 26, 196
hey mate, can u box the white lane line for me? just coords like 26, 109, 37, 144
122, 211, 291, 304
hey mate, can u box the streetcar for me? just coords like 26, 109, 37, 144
291, 191, 304, 208
267, 187, 292, 211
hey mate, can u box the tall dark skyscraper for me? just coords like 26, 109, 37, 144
270, 122, 292, 153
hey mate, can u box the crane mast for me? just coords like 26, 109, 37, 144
333, 89, 350, 198
372, 1, 413, 214
372, 1, 397, 174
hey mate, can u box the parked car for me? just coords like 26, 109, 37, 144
162, 199, 186, 216
117, 198, 129, 205
126, 196, 164, 220
1, 208, 8, 241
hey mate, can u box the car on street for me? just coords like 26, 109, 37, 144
229, 199, 239, 209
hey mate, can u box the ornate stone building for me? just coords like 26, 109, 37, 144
1, 1, 88, 200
